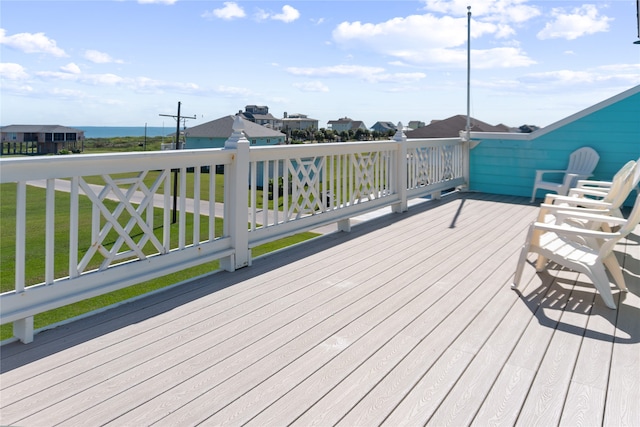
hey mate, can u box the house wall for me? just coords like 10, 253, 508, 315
186, 135, 284, 149
185, 137, 228, 149
469, 88, 640, 207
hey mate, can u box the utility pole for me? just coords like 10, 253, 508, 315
160, 101, 196, 224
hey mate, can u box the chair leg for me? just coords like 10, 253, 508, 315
589, 264, 617, 309
603, 253, 627, 292
535, 255, 547, 272
530, 186, 537, 203
513, 226, 534, 289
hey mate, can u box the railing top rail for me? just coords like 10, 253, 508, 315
248, 140, 398, 160
405, 137, 464, 147
0, 148, 234, 183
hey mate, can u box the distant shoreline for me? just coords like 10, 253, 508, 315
76, 126, 172, 138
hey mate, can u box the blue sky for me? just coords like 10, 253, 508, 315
1, 0, 639, 130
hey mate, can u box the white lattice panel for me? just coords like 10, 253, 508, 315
76, 171, 169, 273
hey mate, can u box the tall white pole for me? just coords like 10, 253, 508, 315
466, 6, 471, 140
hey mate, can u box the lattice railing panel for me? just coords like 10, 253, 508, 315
76, 171, 169, 274
287, 156, 325, 219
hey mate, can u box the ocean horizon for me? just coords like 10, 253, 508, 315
76, 126, 173, 138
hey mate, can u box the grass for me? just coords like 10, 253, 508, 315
0, 181, 319, 341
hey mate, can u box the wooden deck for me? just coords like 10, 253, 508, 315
1, 193, 638, 426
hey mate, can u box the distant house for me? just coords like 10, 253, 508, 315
370, 121, 397, 133
327, 117, 368, 132
408, 120, 426, 130
1, 124, 85, 155
184, 115, 285, 149
518, 124, 540, 133
239, 105, 281, 129
406, 115, 509, 138
280, 112, 319, 132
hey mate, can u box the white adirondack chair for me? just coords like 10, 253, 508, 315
512, 193, 640, 309
530, 147, 600, 202
537, 160, 638, 229
573, 156, 640, 200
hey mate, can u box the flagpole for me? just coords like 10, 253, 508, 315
466, 6, 471, 140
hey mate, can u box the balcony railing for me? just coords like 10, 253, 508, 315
0, 118, 468, 343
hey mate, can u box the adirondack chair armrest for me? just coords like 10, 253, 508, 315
561, 172, 580, 184
567, 187, 608, 199
539, 203, 614, 216
532, 221, 618, 240
543, 194, 614, 209
576, 179, 613, 189
535, 169, 567, 180
550, 209, 629, 226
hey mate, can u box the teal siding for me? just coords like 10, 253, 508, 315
186, 136, 285, 149
470, 89, 640, 206
187, 137, 227, 149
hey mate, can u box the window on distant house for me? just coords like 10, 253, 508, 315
267, 139, 271, 144
251, 139, 256, 145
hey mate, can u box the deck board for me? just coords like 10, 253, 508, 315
1, 192, 638, 427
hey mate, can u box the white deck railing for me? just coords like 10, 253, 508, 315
0, 118, 467, 343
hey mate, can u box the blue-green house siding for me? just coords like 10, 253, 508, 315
186, 137, 227, 149
186, 136, 284, 149
469, 86, 640, 206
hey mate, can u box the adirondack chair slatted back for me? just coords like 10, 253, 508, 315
566, 147, 600, 175
600, 193, 640, 256
531, 146, 600, 202
602, 160, 637, 206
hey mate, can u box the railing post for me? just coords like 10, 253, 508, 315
13, 317, 34, 344
460, 130, 471, 192
221, 116, 251, 271
14, 181, 34, 343
392, 122, 408, 213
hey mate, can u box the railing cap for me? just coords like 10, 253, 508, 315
225, 116, 250, 148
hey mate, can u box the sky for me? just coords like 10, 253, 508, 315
1, 0, 639, 130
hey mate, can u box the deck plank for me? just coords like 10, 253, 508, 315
1, 193, 638, 427
604, 230, 640, 427
121, 195, 515, 426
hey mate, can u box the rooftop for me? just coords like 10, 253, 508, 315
1, 192, 638, 426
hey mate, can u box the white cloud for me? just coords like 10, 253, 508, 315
203, 2, 245, 20
287, 64, 426, 84
0, 62, 29, 80
288, 65, 385, 78
61, 63, 81, 74
0, 28, 67, 57
272, 5, 300, 23
255, 5, 300, 23
293, 81, 329, 92
85, 49, 123, 64
421, 0, 541, 24
36, 70, 125, 85
472, 47, 536, 68
333, 15, 472, 50
522, 64, 640, 86
133, 76, 201, 94
331, 13, 532, 68
537, 5, 612, 40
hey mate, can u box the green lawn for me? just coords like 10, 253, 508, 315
0, 182, 319, 341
